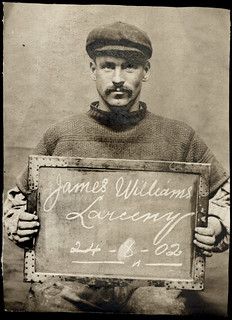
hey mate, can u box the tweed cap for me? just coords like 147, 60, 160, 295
86, 21, 152, 60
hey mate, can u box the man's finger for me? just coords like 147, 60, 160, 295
193, 239, 213, 251
202, 250, 213, 257
195, 233, 215, 245
17, 229, 39, 236
195, 227, 214, 236
19, 212, 38, 221
13, 235, 31, 243
18, 221, 40, 230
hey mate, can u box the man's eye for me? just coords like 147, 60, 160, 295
101, 64, 114, 70
124, 64, 137, 71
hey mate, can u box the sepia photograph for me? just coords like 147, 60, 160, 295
3, 2, 230, 316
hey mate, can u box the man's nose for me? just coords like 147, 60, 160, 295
112, 68, 125, 86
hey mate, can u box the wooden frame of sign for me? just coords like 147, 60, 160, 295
24, 155, 210, 290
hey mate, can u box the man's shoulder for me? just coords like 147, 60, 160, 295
146, 112, 195, 136
44, 113, 90, 137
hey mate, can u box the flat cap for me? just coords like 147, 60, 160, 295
86, 21, 152, 60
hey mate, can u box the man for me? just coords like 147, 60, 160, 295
4, 21, 230, 314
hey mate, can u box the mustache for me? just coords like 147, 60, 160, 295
105, 86, 133, 96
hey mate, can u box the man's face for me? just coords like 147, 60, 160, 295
90, 55, 150, 109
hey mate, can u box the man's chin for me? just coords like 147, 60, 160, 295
107, 99, 130, 109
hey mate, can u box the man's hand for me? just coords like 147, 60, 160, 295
194, 216, 222, 257
13, 210, 40, 244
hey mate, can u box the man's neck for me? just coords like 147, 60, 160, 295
98, 96, 141, 113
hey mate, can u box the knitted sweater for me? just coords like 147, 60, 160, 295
17, 102, 228, 196
5, 102, 229, 313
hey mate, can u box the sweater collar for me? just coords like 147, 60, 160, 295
88, 101, 147, 131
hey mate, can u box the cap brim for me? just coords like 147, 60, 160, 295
95, 45, 142, 54
91, 48, 147, 62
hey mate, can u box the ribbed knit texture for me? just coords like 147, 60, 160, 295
16, 102, 228, 195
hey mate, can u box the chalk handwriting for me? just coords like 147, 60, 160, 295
43, 174, 193, 213
64, 195, 194, 244
152, 212, 195, 245
45, 172, 195, 270
43, 174, 108, 212
72, 260, 124, 264
69, 241, 183, 264
117, 238, 136, 261
70, 241, 101, 256
132, 260, 141, 267
115, 176, 192, 200
145, 262, 183, 267
166, 243, 182, 256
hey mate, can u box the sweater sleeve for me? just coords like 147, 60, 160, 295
16, 125, 59, 194
185, 132, 230, 252
4, 125, 59, 243
185, 132, 229, 196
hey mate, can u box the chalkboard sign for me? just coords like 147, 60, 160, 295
24, 156, 210, 290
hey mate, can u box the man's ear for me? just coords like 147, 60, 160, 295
142, 61, 151, 82
90, 60, 97, 81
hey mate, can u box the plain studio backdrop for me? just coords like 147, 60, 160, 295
3, 3, 229, 314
